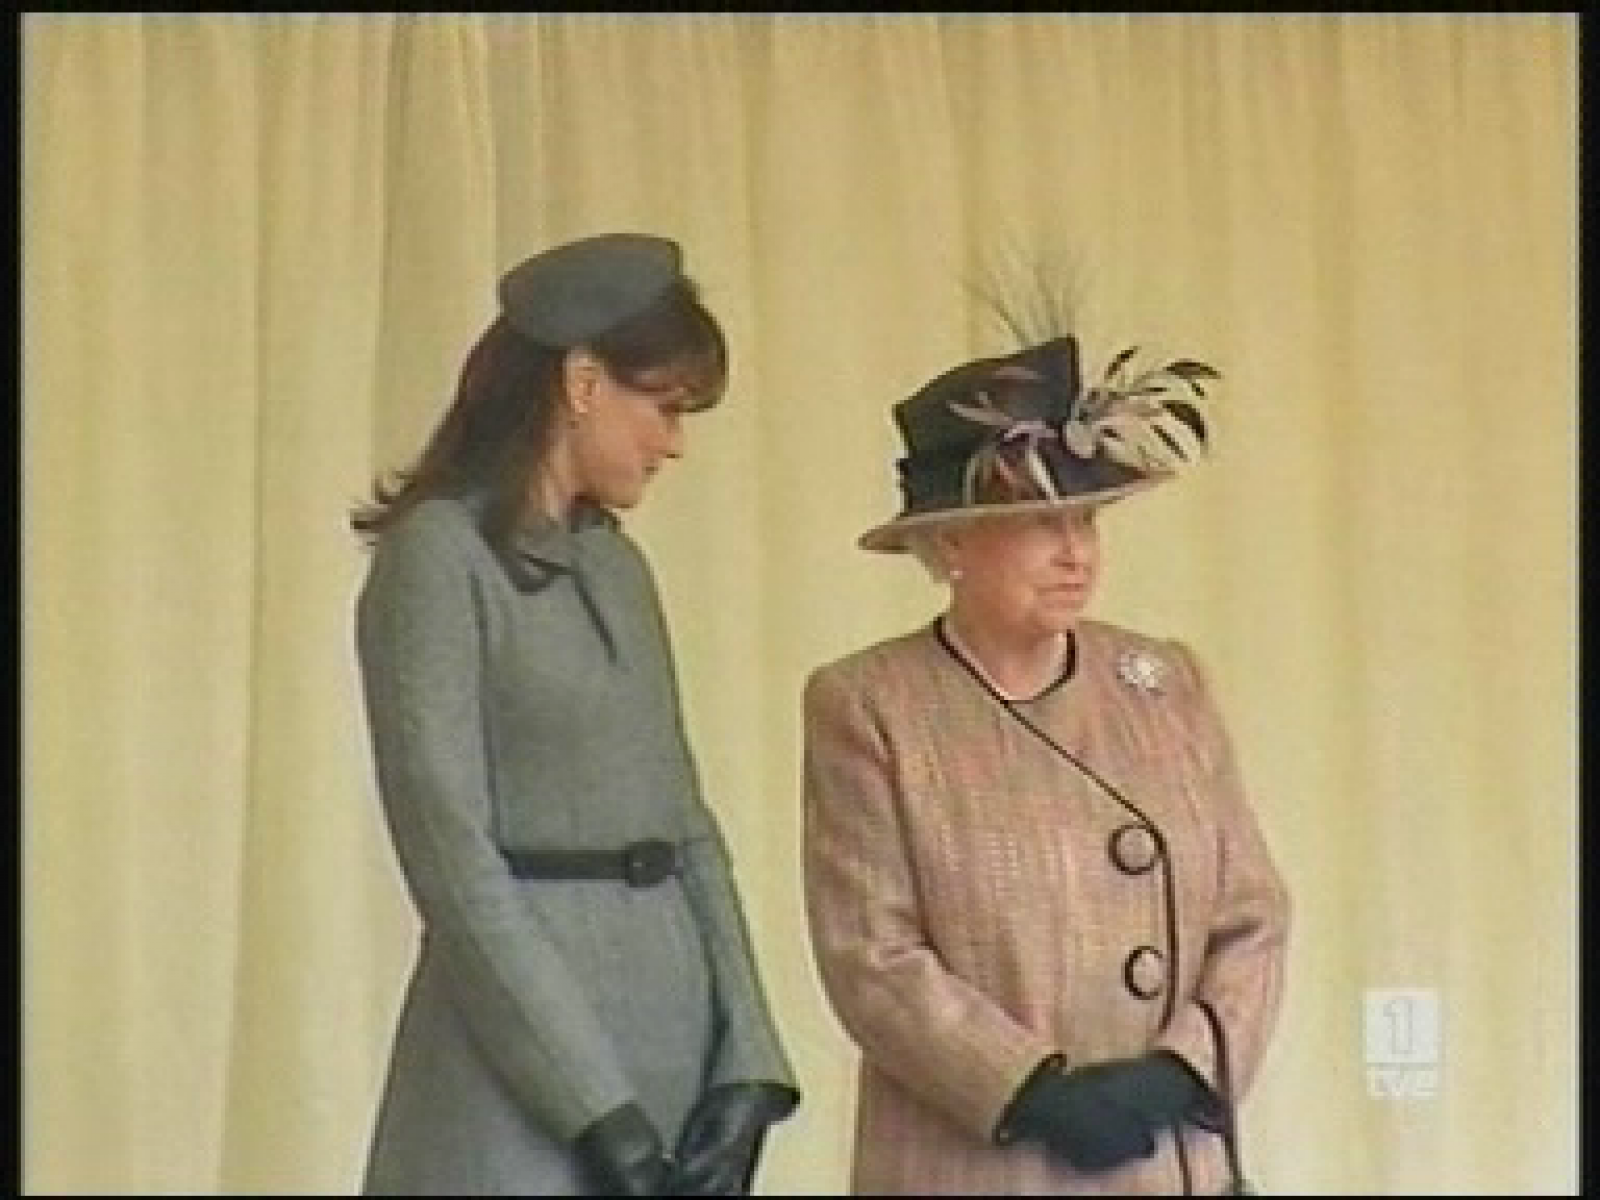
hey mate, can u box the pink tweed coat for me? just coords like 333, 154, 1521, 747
802, 617, 1290, 1195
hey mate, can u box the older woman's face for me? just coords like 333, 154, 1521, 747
947, 506, 1101, 638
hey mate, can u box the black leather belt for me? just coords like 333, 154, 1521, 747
502, 839, 681, 889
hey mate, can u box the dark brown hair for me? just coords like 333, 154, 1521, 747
350, 277, 728, 553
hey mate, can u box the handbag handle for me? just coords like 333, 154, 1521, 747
1197, 998, 1253, 1195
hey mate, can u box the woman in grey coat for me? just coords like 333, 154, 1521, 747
351, 233, 799, 1196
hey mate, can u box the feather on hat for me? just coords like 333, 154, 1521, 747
858, 333, 1219, 553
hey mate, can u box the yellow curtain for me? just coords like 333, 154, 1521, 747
24, 13, 1576, 1194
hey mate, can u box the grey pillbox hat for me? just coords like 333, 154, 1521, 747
497, 232, 684, 348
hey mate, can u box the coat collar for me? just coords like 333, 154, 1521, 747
510, 499, 617, 573
503, 498, 622, 657
452, 486, 618, 589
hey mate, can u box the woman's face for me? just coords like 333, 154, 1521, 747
564, 355, 693, 510
945, 506, 1102, 639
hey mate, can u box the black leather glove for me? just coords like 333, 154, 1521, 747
574, 1102, 672, 1196
996, 1056, 1156, 1174
1081, 1051, 1214, 1129
669, 1082, 798, 1196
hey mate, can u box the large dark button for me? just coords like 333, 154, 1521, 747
1123, 945, 1167, 999
1109, 821, 1160, 875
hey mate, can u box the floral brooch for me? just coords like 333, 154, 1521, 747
1116, 649, 1167, 692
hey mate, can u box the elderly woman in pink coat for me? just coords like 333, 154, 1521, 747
802, 326, 1290, 1195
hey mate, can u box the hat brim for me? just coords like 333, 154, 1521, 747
856, 475, 1168, 554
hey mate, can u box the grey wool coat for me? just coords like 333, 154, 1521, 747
355, 491, 797, 1195
802, 619, 1290, 1195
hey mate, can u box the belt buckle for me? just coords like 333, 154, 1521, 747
622, 839, 678, 888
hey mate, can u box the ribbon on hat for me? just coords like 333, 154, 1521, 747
950, 402, 1063, 506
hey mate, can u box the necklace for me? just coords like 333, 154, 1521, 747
938, 617, 1074, 704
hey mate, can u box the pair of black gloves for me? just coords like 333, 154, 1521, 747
996, 1049, 1217, 1175
575, 1081, 796, 1196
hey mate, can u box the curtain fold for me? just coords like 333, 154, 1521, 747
24, 13, 1576, 1194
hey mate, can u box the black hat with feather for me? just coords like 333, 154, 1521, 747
858, 330, 1219, 554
